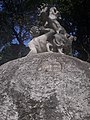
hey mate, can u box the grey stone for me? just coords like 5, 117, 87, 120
0, 52, 90, 120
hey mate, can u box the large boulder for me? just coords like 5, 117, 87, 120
0, 52, 90, 120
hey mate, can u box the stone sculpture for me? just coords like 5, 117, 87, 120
38, 3, 49, 26
28, 28, 55, 53
29, 3, 76, 55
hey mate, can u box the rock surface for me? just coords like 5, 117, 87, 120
0, 52, 90, 120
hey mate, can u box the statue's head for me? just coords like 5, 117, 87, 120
30, 26, 40, 38
49, 7, 61, 20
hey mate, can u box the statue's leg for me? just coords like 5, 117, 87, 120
46, 42, 53, 52
29, 44, 37, 53
58, 48, 64, 54
52, 20, 61, 33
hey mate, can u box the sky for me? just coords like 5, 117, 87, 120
11, 25, 32, 47
0, 1, 4, 12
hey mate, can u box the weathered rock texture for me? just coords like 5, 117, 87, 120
0, 52, 90, 120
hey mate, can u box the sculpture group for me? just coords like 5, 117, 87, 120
28, 3, 76, 55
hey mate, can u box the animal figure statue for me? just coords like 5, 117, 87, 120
50, 33, 73, 55
28, 28, 55, 53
